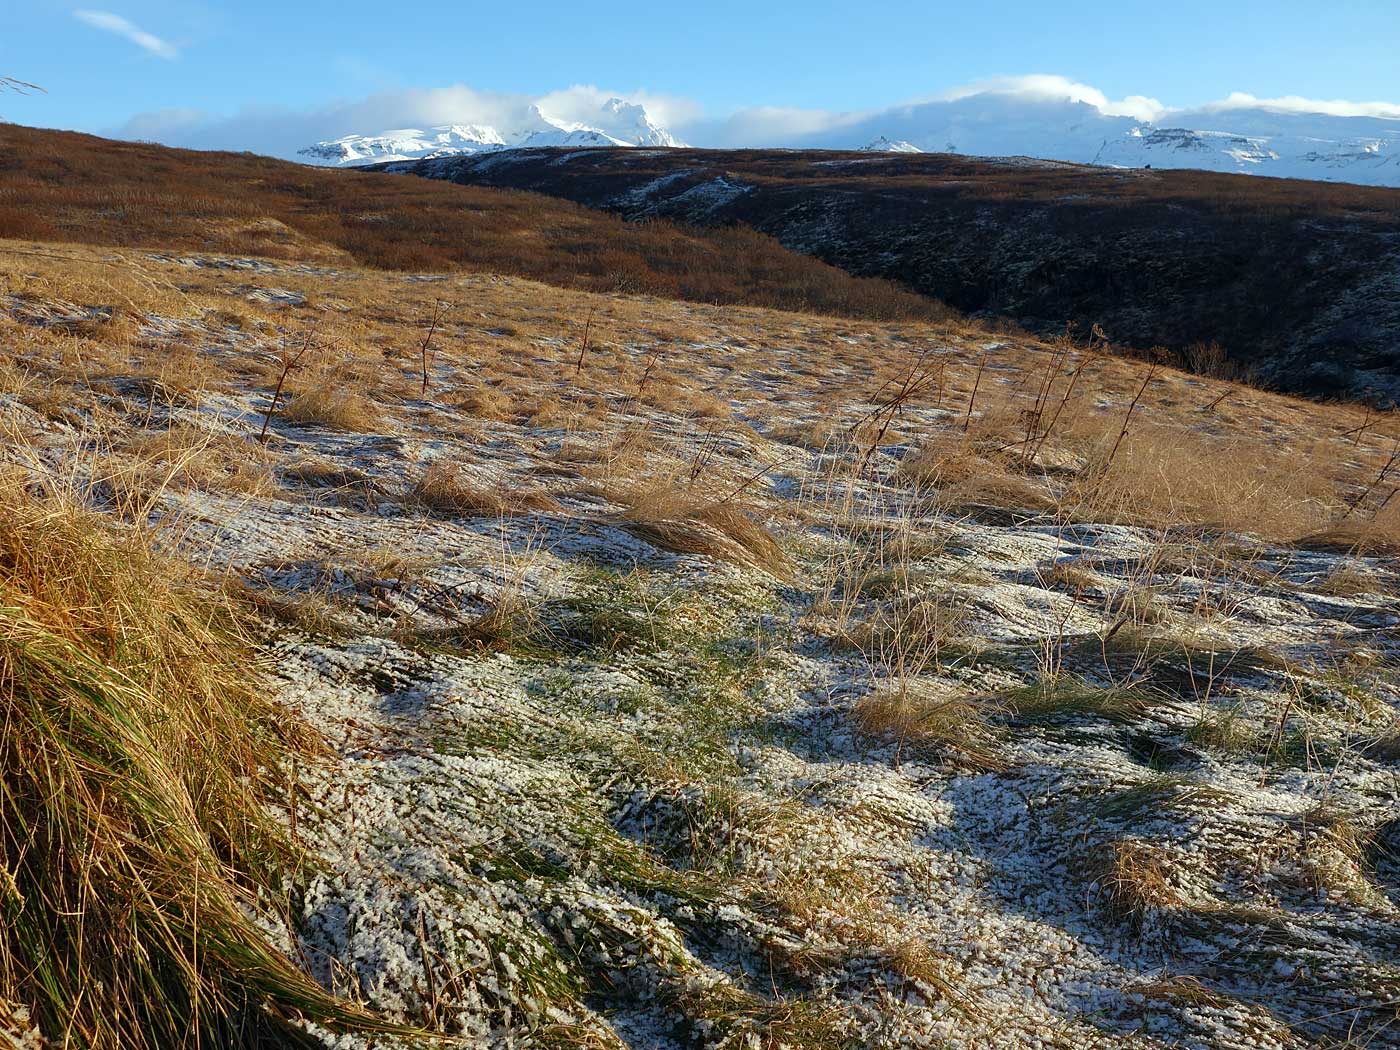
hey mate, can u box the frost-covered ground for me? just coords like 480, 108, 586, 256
4, 246, 1399, 1048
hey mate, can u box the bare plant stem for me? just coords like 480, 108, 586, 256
1200, 387, 1232, 413
963, 355, 987, 432
575, 307, 595, 376
258, 325, 316, 442
419, 301, 444, 395
1104, 359, 1160, 473
637, 347, 663, 394
1029, 356, 1086, 465
1341, 436, 1400, 520
1339, 406, 1375, 446
853, 348, 943, 471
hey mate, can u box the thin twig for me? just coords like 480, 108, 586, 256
1341, 436, 1400, 520
962, 355, 987, 432
258, 324, 316, 442
575, 307, 596, 376
419, 301, 444, 395
1104, 358, 1160, 472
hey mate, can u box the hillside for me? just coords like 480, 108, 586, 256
2, 129, 1399, 1049
381, 146, 1400, 402
0, 124, 934, 322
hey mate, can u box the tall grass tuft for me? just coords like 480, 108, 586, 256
0, 480, 394, 1047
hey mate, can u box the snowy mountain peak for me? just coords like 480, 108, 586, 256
861, 136, 923, 154
299, 125, 508, 165
597, 97, 684, 147
301, 100, 684, 166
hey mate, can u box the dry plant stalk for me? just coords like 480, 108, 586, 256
962, 353, 987, 431
852, 348, 944, 470
258, 324, 315, 441
419, 300, 445, 395
575, 306, 596, 375
1103, 357, 1161, 472
1341, 435, 1400, 520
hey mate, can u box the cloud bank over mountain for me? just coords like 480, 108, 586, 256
112, 73, 1400, 185
115, 84, 700, 159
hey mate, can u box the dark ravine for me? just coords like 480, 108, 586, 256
376, 148, 1400, 403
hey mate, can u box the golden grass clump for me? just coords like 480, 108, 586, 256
409, 460, 559, 517
852, 687, 1004, 770
894, 432, 1050, 511
451, 379, 514, 421
610, 480, 792, 579
1062, 422, 1334, 538
1096, 839, 1184, 923
108, 424, 275, 505
845, 593, 974, 671
279, 385, 380, 430
0, 478, 392, 1047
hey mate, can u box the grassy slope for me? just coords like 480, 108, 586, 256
5, 240, 1397, 1047
2, 125, 1399, 1047
393, 146, 1400, 399
0, 124, 943, 323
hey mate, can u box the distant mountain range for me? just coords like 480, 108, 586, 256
825, 95, 1400, 186
299, 98, 683, 165
303, 91, 1400, 187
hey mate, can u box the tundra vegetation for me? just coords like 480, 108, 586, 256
0, 132, 1398, 1050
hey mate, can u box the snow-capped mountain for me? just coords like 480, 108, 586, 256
835, 96, 1400, 185
860, 136, 922, 154
300, 98, 682, 166
300, 86, 1400, 186
299, 125, 509, 165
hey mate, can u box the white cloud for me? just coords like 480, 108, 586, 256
109, 73, 1400, 160
936, 74, 1166, 122
112, 84, 703, 158
533, 85, 705, 131
74, 9, 179, 59
687, 105, 859, 148
1193, 91, 1400, 120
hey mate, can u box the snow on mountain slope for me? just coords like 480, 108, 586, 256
842, 96, 1400, 185
299, 125, 509, 165
300, 98, 682, 166
860, 136, 922, 153
301, 85, 1400, 186
592, 97, 684, 147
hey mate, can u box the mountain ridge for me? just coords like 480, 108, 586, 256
307, 93, 1400, 186
299, 96, 683, 165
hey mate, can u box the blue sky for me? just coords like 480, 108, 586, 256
7, 0, 1400, 155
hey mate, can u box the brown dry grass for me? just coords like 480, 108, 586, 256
1095, 840, 1185, 923
609, 480, 792, 579
1061, 421, 1335, 536
0, 473, 398, 1047
3, 231, 1399, 561
109, 424, 275, 503
852, 686, 1005, 770
410, 460, 559, 517
279, 385, 380, 430
0, 124, 940, 323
